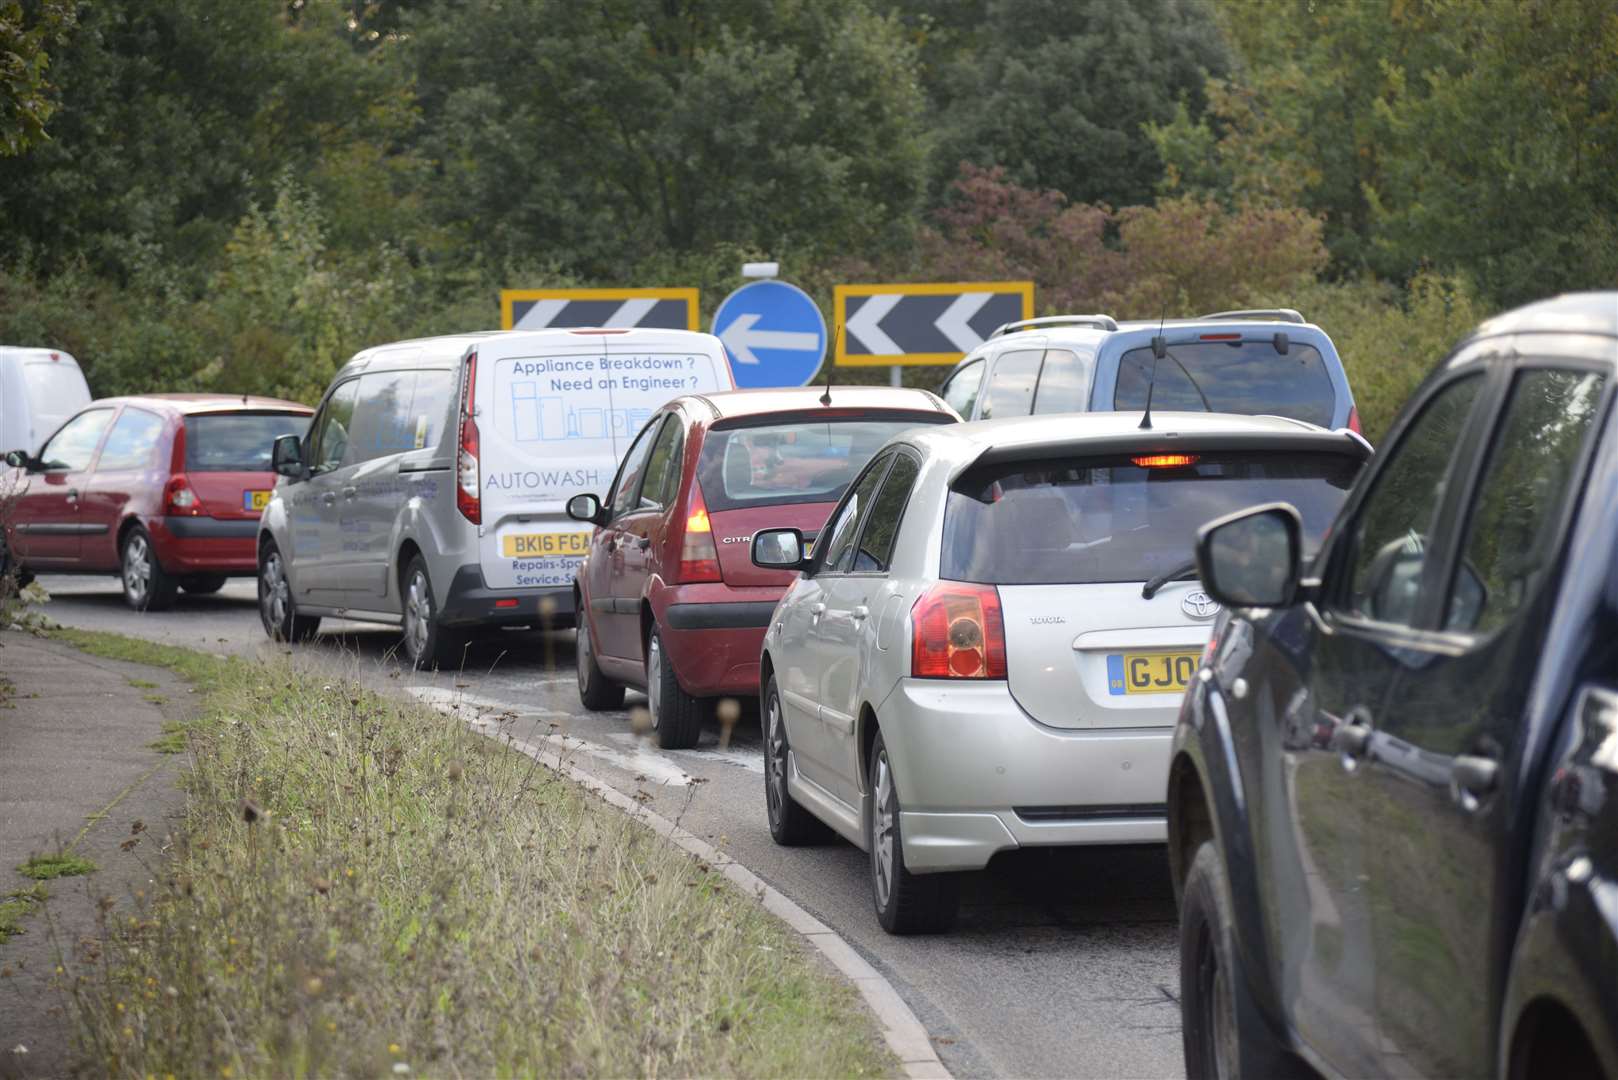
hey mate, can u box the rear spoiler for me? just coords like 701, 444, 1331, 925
962, 428, 1373, 475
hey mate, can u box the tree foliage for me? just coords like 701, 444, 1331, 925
0, 0, 75, 155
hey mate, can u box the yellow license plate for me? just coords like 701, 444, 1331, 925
1114, 650, 1201, 695
501, 531, 590, 558
243, 489, 271, 511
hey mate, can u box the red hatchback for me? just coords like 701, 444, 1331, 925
566, 386, 958, 748
1, 394, 312, 609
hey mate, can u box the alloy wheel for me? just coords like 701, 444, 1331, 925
405, 570, 432, 659
260, 550, 289, 633
123, 534, 151, 604
646, 632, 663, 729
873, 751, 896, 909
576, 617, 594, 694
765, 692, 788, 826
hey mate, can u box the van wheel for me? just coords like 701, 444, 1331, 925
401, 555, 467, 671
121, 527, 178, 611
258, 542, 320, 642
764, 675, 831, 845
181, 575, 227, 595
1180, 840, 1301, 1079
576, 613, 624, 710
646, 622, 706, 749
869, 731, 958, 934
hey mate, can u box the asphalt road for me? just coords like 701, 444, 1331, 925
33, 574, 1185, 1080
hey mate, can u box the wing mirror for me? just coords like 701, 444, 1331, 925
1195, 503, 1303, 608
271, 434, 304, 478
4, 449, 32, 470
566, 493, 608, 526
752, 528, 808, 572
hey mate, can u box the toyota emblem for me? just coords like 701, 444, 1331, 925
1181, 591, 1221, 619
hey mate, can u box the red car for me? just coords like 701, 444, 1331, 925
1, 394, 312, 609
566, 386, 958, 748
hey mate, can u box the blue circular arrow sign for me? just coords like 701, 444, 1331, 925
711, 280, 827, 388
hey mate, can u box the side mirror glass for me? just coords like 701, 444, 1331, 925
4, 450, 29, 470
751, 528, 806, 571
566, 493, 605, 525
1196, 503, 1302, 608
271, 434, 304, 478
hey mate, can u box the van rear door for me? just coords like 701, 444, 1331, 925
23, 352, 91, 454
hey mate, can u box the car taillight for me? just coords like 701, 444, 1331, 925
911, 583, 1006, 679
677, 482, 722, 583
456, 350, 480, 524
165, 475, 203, 516
1347, 406, 1362, 435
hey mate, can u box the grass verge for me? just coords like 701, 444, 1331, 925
61, 638, 896, 1078
0, 884, 48, 943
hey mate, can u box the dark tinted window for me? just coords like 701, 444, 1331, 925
97, 408, 165, 471
1115, 341, 1336, 426
696, 414, 949, 513
309, 381, 359, 474
942, 451, 1362, 585
980, 349, 1042, 419
38, 408, 113, 471
1030, 349, 1091, 414
852, 453, 920, 573
608, 417, 661, 517
1444, 369, 1606, 634
187, 413, 311, 473
818, 456, 890, 574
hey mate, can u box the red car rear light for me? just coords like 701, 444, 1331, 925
911, 583, 1007, 679
677, 482, 722, 583
165, 475, 203, 516
456, 350, 481, 524
1347, 406, 1362, 435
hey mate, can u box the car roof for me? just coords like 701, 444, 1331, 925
91, 393, 313, 416
1467, 291, 1618, 348
688, 385, 952, 420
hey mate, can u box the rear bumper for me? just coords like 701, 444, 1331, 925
877, 679, 1171, 872
151, 516, 259, 574
438, 564, 575, 629
651, 583, 783, 697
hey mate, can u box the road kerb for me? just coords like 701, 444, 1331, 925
417, 693, 953, 1079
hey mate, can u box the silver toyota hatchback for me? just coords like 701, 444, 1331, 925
750, 412, 1371, 933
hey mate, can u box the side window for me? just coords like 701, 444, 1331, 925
1338, 375, 1483, 626
851, 453, 920, 573
95, 408, 165, 471
408, 370, 456, 451
1031, 349, 1090, 415
38, 408, 114, 471
1443, 368, 1607, 634
979, 349, 1043, 419
308, 380, 360, 475
608, 417, 662, 517
818, 454, 892, 574
941, 357, 985, 418
639, 416, 685, 511
348, 370, 415, 462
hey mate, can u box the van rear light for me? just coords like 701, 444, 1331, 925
1347, 406, 1362, 435
911, 583, 1007, 679
165, 475, 203, 516
677, 482, 722, 583
456, 350, 481, 524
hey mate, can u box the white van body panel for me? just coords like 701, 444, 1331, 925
0, 348, 92, 455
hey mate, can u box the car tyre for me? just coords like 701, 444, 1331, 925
576, 611, 624, 710
121, 526, 178, 611
258, 541, 320, 642
400, 554, 467, 671
646, 622, 706, 749
181, 574, 227, 595
1180, 839, 1302, 1080
869, 731, 959, 934
763, 674, 832, 845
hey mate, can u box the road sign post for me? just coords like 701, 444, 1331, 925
833, 282, 1034, 367
710, 280, 828, 388
500, 288, 699, 331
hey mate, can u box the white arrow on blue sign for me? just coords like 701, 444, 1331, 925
711, 280, 827, 388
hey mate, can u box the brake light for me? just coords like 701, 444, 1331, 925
165, 475, 203, 516
1347, 406, 1362, 435
677, 482, 722, 583
1133, 454, 1200, 469
911, 583, 1007, 679
1199, 333, 1241, 341
456, 350, 480, 524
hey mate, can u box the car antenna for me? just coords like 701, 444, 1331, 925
819, 323, 842, 406
1141, 306, 1167, 430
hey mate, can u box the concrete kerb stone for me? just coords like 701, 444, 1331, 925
423, 695, 952, 1079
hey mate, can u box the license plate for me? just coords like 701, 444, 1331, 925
1107, 650, 1201, 696
501, 531, 590, 558
243, 489, 271, 511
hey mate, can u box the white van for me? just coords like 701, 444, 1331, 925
0, 348, 92, 455
256, 327, 735, 668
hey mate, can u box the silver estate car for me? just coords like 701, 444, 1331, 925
750, 412, 1372, 933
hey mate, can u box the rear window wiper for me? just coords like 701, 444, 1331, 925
1142, 558, 1199, 600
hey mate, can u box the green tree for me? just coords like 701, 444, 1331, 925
0, 0, 75, 155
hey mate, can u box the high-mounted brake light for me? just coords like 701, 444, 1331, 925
911, 583, 1007, 679
1199, 333, 1241, 341
677, 482, 722, 583
1347, 406, 1362, 435
456, 350, 481, 524
1133, 454, 1200, 469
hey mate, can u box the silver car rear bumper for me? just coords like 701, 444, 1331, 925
879, 679, 1171, 872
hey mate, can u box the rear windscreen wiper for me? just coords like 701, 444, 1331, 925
1142, 558, 1199, 600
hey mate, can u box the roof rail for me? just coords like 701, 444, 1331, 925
1200, 308, 1306, 324
991, 314, 1119, 338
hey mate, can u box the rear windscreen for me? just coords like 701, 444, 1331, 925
697, 413, 950, 512
184, 413, 309, 472
942, 451, 1361, 585
1114, 342, 1336, 426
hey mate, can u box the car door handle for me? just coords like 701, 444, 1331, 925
341, 485, 357, 500
851, 605, 869, 622
65, 488, 79, 503
321, 492, 337, 507
810, 602, 826, 620
1452, 754, 1499, 799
